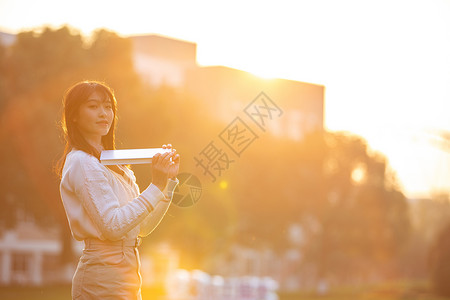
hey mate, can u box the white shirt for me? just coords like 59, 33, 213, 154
60, 149, 178, 241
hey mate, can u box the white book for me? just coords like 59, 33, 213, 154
100, 148, 171, 165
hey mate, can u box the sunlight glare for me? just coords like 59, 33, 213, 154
219, 180, 228, 190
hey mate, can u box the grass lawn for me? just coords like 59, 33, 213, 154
0, 285, 71, 300
0, 285, 168, 300
0, 281, 449, 300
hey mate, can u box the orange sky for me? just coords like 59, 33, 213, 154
1, 0, 450, 198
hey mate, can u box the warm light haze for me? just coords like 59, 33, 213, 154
1, 0, 450, 198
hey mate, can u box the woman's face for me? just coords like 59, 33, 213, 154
75, 91, 114, 143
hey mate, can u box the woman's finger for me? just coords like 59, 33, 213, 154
161, 152, 173, 167
153, 153, 161, 165
161, 151, 172, 160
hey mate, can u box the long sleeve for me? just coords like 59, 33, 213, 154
60, 150, 166, 241
139, 178, 178, 237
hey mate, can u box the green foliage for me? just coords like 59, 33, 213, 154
5, 27, 85, 94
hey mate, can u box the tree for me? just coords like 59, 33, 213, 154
229, 130, 410, 283
5, 26, 87, 97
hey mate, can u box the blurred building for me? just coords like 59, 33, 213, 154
130, 34, 324, 140
0, 31, 15, 46
185, 65, 324, 140
131, 34, 197, 87
0, 219, 79, 286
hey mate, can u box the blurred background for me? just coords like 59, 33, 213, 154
1, 0, 450, 299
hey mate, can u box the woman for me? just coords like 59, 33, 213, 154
58, 80, 180, 299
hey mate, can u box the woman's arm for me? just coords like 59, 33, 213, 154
139, 178, 178, 237
65, 152, 167, 241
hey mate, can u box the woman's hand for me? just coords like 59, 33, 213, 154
162, 144, 180, 180
151, 144, 180, 192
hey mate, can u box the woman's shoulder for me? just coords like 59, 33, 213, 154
61, 150, 114, 191
65, 149, 104, 172
62, 149, 110, 183
67, 149, 96, 163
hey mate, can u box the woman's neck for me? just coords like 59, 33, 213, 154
84, 135, 103, 152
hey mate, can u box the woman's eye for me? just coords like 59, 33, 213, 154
89, 105, 98, 109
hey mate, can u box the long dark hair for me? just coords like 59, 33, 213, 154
56, 80, 119, 177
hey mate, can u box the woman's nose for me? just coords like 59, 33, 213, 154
99, 107, 107, 116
